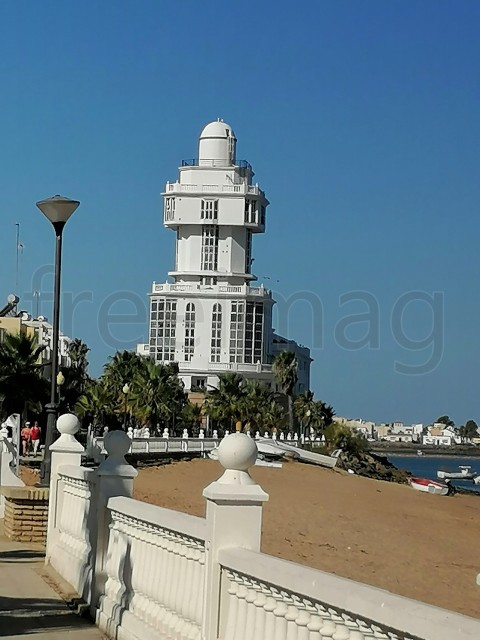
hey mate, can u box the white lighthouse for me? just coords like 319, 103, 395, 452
141, 120, 311, 392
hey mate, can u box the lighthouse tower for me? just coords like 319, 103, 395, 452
143, 120, 311, 392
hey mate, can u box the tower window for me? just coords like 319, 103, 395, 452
245, 231, 252, 273
150, 298, 177, 362
211, 303, 222, 363
229, 301, 245, 363
244, 199, 257, 224
201, 225, 219, 271
245, 302, 264, 363
164, 197, 175, 221
184, 302, 196, 361
201, 199, 218, 220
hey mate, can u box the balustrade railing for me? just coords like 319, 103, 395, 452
99, 496, 206, 640
48, 421, 480, 640
218, 547, 478, 640
51, 466, 96, 601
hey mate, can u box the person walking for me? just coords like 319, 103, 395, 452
20, 422, 32, 457
30, 421, 41, 457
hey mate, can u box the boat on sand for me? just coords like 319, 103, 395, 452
410, 477, 449, 496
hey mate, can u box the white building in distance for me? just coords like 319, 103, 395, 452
139, 120, 311, 392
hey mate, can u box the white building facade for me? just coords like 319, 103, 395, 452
143, 120, 311, 391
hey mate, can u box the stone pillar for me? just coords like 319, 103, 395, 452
91, 429, 137, 612
46, 414, 84, 561
202, 432, 269, 640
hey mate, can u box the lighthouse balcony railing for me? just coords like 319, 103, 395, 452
164, 182, 264, 197
181, 158, 252, 171
152, 282, 270, 298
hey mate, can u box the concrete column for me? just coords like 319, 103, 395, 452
202, 432, 269, 640
46, 413, 84, 561
91, 429, 137, 613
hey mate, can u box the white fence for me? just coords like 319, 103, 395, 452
47, 415, 480, 640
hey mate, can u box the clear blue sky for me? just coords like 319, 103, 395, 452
0, 0, 478, 426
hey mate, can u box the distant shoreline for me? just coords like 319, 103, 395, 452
372, 447, 480, 458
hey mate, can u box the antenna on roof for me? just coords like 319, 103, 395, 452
15, 223, 24, 299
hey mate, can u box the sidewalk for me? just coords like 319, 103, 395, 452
0, 523, 106, 639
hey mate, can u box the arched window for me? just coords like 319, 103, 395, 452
184, 302, 196, 361
211, 303, 222, 363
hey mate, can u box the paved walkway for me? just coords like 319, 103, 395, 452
0, 526, 106, 639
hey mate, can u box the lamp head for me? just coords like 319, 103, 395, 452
36, 195, 80, 226
122, 383, 130, 394
56, 371, 65, 386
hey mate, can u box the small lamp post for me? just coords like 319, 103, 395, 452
37, 195, 80, 486
122, 383, 130, 431
57, 371, 65, 410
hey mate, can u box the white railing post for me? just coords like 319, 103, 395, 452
202, 433, 268, 640
91, 429, 137, 615
46, 414, 84, 562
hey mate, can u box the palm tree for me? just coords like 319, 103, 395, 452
0, 332, 48, 418
102, 350, 147, 396
294, 390, 316, 438
59, 338, 91, 411
272, 351, 298, 434
262, 399, 287, 434
76, 380, 118, 433
180, 402, 204, 436
203, 373, 247, 432
243, 381, 276, 433
129, 359, 187, 433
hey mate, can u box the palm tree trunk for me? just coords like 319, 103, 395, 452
288, 394, 294, 434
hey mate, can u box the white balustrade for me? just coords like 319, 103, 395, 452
47, 428, 480, 640
217, 546, 480, 640
52, 465, 96, 601
98, 497, 206, 640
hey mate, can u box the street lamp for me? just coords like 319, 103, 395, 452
122, 383, 130, 431
57, 371, 65, 410
37, 195, 80, 486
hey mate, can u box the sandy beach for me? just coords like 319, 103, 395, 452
133, 459, 480, 619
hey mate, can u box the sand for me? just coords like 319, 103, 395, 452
133, 459, 480, 619
20, 460, 480, 618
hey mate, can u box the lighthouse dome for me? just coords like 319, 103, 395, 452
198, 119, 236, 166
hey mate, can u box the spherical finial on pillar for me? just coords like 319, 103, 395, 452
217, 432, 257, 471
98, 429, 137, 479
50, 413, 84, 453
56, 413, 80, 436
104, 429, 131, 459
215, 432, 258, 486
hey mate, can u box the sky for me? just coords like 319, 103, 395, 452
0, 0, 479, 426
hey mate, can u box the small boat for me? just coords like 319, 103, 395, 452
417, 450, 424, 456
410, 477, 449, 495
437, 466, 477, 480
474, 475, 480, 485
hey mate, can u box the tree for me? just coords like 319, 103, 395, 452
180, 402, 204, 436
464, 420, 479, 440
76, 380, 118, 433
436, 415, 455, 427
272, 351, 298, 434
295, 391, 335, 438
129, 359, 187, 433
261, 399, 287, 433
59, 338, 91, 411
0, 332, 49, 418
203, 373, 248, 432
294, 390, 316, 436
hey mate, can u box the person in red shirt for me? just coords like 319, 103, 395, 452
30, 421, 41, 457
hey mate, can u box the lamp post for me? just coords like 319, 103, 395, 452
122, 383, 130, 431
56, 371, 65, 411
37, 195, 80, 486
